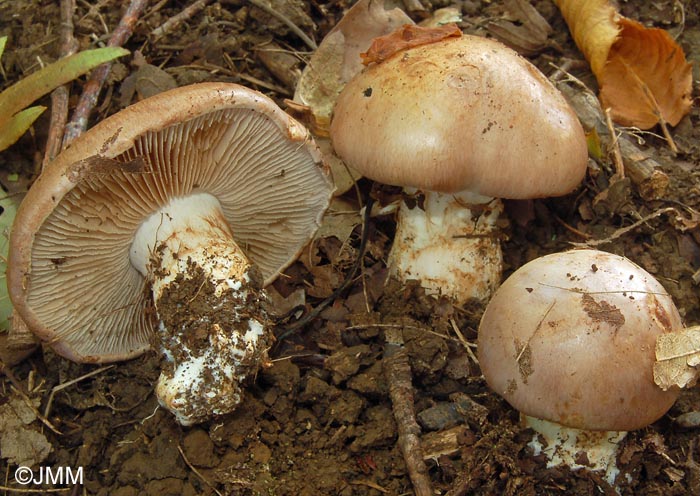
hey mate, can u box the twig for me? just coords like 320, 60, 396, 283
657, 116, 679, 154
43, 0, 78, 169
0, 360, 62, 435
604, 107, 625, 180
62, 0, 148, 147
0, 486, 70, 493
178, 444, 224, 496
150, 0, 212, 39
569, 207, 677, 248
247, 0, 317, 50
349, 479, 390, 493
449, 319, 479, 365
43, 365, 114, 419
383, 328, 434, 496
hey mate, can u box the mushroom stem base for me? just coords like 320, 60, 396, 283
387, 190, 503, 304
131, 193, 271, 425
525, 415, 626, 486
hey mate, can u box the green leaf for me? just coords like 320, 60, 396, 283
0, 194, 18, 332
0, 46, 129, 131
0, 105, 46, 151
0, 36, 7, 61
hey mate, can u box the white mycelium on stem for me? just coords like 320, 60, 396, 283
130, 193, 270, 425
388, 190, 503, 302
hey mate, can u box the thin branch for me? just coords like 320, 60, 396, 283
383, 328, 434, 496
569, 207, 678, 248
0, 486, 70, 493
0, 360, 62, 435
247, 0, 317, 50
43, 0, 78, 169
62, 0, 148, 147
178, 444, 224, 496
43, 365, 114, 418
150, 0, 212, 39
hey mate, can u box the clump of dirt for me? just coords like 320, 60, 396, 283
1, 0, 699, 495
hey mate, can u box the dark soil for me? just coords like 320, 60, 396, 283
1, 1, 699, 495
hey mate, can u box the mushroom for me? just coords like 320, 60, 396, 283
330, 30, 588, 304
477, 249, 682, 483
7, 82, 333, 425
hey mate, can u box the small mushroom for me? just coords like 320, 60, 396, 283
8, 83, 333, 425
330, 32, 587, 304
477, 249, 682, 483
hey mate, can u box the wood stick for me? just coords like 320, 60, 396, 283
43, 0, 78, 169
247, 0, 317, 50
150, 0, 212, 39
383, 327, 434, 496
62, 0, 148, 147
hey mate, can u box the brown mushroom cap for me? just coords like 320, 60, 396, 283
330, 34, 587, 198
8, 82, 333, 363
477, 249, 682, 431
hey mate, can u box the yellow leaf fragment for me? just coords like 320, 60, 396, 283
555, 0, 692, 129
554, 0, 620, 76
653, 325, 700, 390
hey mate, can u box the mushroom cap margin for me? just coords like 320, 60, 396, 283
7, 82, 333, 363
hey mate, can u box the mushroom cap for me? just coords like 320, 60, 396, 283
8, 82, 333, 363
330, 34, 587, 198
477, 249, 682, 431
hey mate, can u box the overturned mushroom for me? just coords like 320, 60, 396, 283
478, 249, 682, 483
330, 27, 587, 304
8, 83, 333, 425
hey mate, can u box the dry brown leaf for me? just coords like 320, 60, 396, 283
485, 0, 553, 55
555, 0, 693, 129
293, 0, 413, 122
360, 23, 462, 65
653, 325, 700, 390
315, 197, 362, 246
292, 0, 413, 195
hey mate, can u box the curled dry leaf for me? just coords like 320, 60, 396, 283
293, 0, 413, 122
654, 325, 700, 390
485, 0, 553, 56
555, 0, 693, 129
360, 23, 462, 65
293, 0, 413, 195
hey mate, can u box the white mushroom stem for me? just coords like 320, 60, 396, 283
130, 192, 270, 425
387, 189, 504, 303
525, 415, 627, 486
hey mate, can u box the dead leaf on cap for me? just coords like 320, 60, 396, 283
360, 23, 462, 65
653, 325, 700, 390
554, 0, 693, 129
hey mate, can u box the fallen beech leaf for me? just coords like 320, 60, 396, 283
292, 0, 412, 195
653, 325, 700, 390
293, 0, 413, 122
360, 23, 462, 65
555, 0, 692, 129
